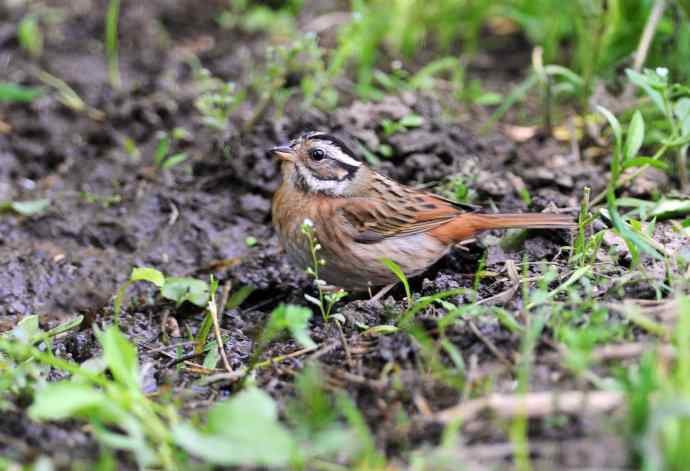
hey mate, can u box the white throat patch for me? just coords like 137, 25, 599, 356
295, 165, 350, 196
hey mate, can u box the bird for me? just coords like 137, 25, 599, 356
271, 131, 575, 292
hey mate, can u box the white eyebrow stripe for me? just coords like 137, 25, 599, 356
313, 141, 362, 168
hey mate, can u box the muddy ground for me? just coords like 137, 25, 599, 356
0, 0, 683, 469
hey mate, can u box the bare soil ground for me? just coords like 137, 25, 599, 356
0, 0, 683, 468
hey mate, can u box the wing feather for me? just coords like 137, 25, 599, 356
339, 191, 466, 244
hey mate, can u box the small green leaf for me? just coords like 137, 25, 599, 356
596, 105, 622, 148
408, 57, 459, 90
0, 83, 42, 103
607, 190, 662, 260
494, 308, 524, 334
399, 114, 424, 128
18, 15, 43, 58
357, 143, 381, 166
122, 136, 140, 160
173, 388, 295, 466
543, 64, 585, 86
625, 110, 645, 161
678, 0, 690, 17
651, 199, 690, 218
130, 267, 165, 288
194, 312, 214, 354
226, 285, 254, 310
625, 69, 665, 115
29, 383, 108, 421
172, 127, 192, 141
99, 326, 140, 391
404, 288, 468, 320
162, 152, 188, 170
93, 422, 157, 466
674, 98, 690, 138
261, 304, 316, 349
4, 199, 50, 215
202, 344, 220, 369
283, 305, 316, 349
304, 293, 322, 307
381, 258, 410, 301
45, 315, 84, 338
173, 424, 240, 464
154, 135, 170, 166
474, 92, 503, 106
9, 315, 40, 344
161, 277, 210, 307
621, 158, 668, 171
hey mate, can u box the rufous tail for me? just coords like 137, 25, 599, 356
431, 213, 576, 245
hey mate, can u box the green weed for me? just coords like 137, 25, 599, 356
192, 64, 246, 130
113, 267, 210, 324
620, 297, 690, 470
79, 191, 122, 208
381, 114, 424, 137
217, 0, 303, 36
105, 0, 121, 89
0, 199, 50, 216
0, 315, 82, 410
300, 219, 348, 322
0, 314, 362, 469
2, 325, 180, 469
153, 132, 188, 170
0, 83, 42, 103
17, 14, 43, 59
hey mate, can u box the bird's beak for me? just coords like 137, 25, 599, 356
269, 145, 295, 162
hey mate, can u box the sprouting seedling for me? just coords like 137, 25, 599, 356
626, 68, 690, 192
18, 14, 43, 59
34, 70, 105, 120
596, 105, 663, 263
570, 186, 593, 267
0, 83, 42, 103
192, 66, 246, 130
240, 303, 317, 386
381, 258, 467, 327
194, 281, 254, 370
380, 114, 424, 136
300, 219, 348, 322
113, 267, 210, 325
380, 258, 412, 305
26, 325, 179, 469
105, 0, 121, 89
154, 132, 188, 170
0, 198, 50, 216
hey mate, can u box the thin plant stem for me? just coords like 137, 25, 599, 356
106, 0, 122, 89
209, 284, 233, 375
590, 144, 669, 207
624, 0, 666, 97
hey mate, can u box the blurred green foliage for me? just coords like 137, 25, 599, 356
332, 0, 690, 89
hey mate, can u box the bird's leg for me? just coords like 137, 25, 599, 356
368, 283, 397, 303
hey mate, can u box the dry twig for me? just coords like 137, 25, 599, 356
433, 390, 624, 424
211, 282, 233, 375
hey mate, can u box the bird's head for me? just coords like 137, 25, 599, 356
269, 131, 364, 196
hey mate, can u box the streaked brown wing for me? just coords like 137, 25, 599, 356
338, 192, 465, 244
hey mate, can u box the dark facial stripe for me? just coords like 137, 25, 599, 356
307, 132, 359, 162
337, 161, 359, 179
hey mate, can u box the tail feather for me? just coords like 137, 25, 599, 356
432, 212, 576, 244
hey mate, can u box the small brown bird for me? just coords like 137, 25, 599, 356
271, 132, 574, 291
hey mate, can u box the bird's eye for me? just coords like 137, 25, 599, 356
309, 148, 325, 161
